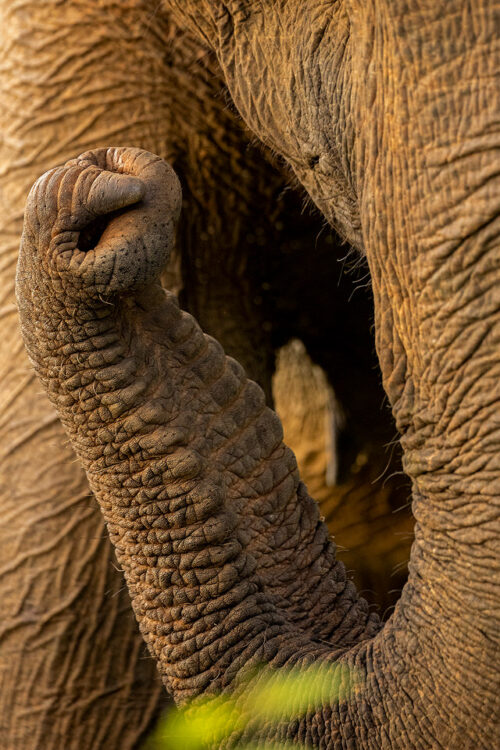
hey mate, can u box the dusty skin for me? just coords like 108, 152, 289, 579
5, 1, 500, 748
1, 5, 413, 748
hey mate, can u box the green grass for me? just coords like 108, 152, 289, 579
144, 662, 359, 749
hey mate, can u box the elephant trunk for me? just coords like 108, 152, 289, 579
16, 147, 499, 748
17, 149, 395, 747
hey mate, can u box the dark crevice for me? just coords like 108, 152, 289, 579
78, 203, 142, 253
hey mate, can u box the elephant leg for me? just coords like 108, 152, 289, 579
0, 2, 182, 746
0, 397, 163, 748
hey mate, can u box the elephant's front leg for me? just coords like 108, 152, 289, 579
0, 3, 179, 746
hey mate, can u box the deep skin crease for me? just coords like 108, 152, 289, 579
11, 1, 500, 749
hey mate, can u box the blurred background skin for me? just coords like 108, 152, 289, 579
273, 339, 413, 619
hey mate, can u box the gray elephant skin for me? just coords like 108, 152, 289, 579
5, 1, 500, 749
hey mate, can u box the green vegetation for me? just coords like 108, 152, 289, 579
144, 662, 359, 749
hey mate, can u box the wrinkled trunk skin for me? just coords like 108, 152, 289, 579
347, 3, 500, 735
0, 3, 277, 745
17, 147, 382, 744
17, 145, 496, 749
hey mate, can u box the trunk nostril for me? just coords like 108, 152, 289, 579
78, 203, 142, 253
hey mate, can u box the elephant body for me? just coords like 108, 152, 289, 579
4, 1, 500, 748
0, 3, 409, 748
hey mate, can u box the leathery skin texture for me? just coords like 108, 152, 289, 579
16, 147, 497, 749
0, 7, 393, 745
0, 5, 412, 744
